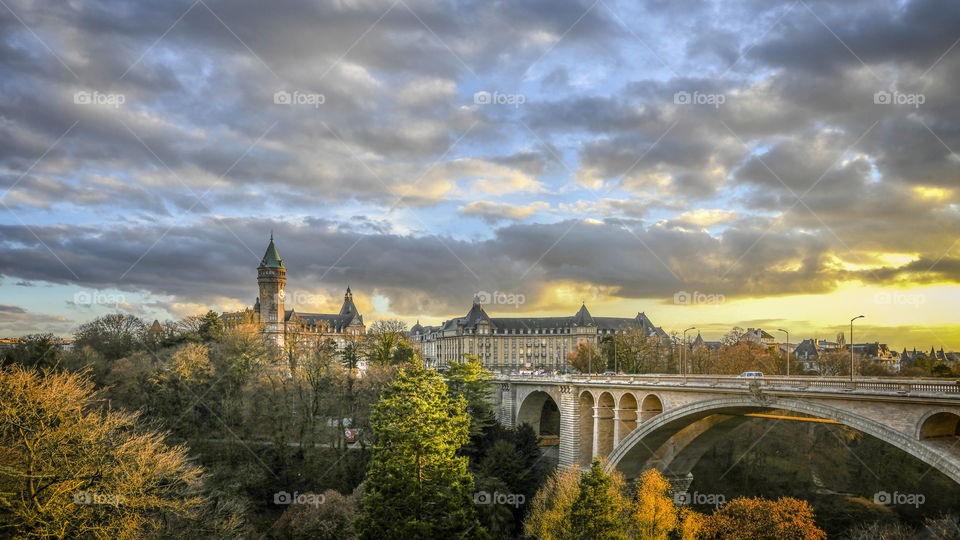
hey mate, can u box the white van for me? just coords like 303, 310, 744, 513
737, 371, 763, 379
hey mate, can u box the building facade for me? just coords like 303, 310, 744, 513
224, 235, 365, 349
413, 296, 668, 372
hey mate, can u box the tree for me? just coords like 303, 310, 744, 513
720, 327, 746, 346
446, 358, 495, 438
569, 457, 626, 539
73, 314, 146, 360
0, 334, 62, 370
524, 465, 581, 540
355, 367, 483, 538
197, 311, 225, 342
614, 328, 659, 374
0, 365, 206, 538
627, 468, 678, 539
712, 342, 777, 375
814, 350, 849, 377
275, 488, 359, 539
390, 341, 417, 365
363, 320, 409, 366
623, 468, 706, 539
567, 340, 601, 374
340, 340, 362, 370
170, 343, 214, 384
701, 497, 826, 540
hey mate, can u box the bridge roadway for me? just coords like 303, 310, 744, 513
489, 374, 960, 487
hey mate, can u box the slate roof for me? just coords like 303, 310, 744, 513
259, 233, 284, 268
284, 288, 363, 332
438, 298, 668, 338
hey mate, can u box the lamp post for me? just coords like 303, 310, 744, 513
777, 328, 789, 377
683, 326, 696, 377
850, 315, 864, 381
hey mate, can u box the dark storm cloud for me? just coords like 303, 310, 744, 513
0, 0, 621, 210
0, 0, 958, 330
1, 217, 956, 322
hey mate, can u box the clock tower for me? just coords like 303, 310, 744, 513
257, 233, 286, 346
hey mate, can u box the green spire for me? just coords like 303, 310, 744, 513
259, 233, 284, 268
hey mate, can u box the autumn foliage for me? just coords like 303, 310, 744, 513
701, 496, 826, 540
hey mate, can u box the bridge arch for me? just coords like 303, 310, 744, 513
578, 391, 595, 467
617, 393, 638, 444
640, 393, 664, 422
596, 392, 616, 458
515, 389, 561, 437
919, 410, 960, 440
605, 396, 960, 485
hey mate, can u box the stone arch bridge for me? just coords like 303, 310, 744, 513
492, 374, 960, 487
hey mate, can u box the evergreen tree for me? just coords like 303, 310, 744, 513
446, 357, 495, 438
355, 367, 484, 538
197, 310, 225, 342
569, 457, 626, 539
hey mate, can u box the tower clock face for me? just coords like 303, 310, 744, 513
278, 289, 285, 300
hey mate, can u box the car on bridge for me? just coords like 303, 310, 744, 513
737, 371, 764, 378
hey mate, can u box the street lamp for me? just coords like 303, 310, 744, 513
777, 328, 789, 377
683, 327, 696, 377
850, 315, 864, 381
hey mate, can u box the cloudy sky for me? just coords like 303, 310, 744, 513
0, 0, 957, 350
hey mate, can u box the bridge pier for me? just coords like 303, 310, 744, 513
665, 472, 695, 503
497, 383, 515, 427
559, 385, 580, 467
613, 407, 621, 448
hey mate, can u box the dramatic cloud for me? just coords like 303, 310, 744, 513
0, 0, 957, 348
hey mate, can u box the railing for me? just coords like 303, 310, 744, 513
491, 373, 960, 395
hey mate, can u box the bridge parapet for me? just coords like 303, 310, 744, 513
494, 374, 960, 397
